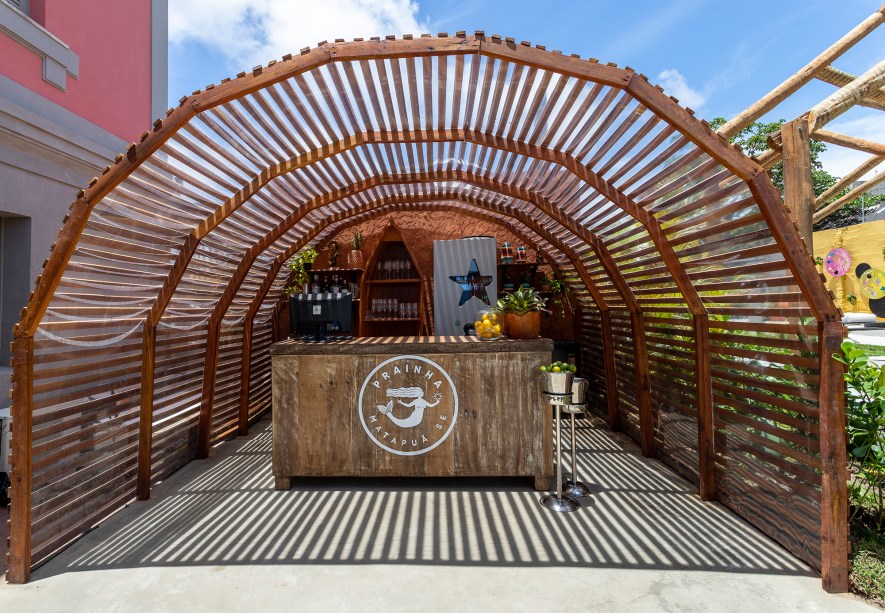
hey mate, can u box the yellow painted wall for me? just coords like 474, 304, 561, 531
814, 220, 885, 316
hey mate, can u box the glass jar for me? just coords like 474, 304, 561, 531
473, 308, 503, 340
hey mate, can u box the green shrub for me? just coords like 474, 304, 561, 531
851, 534, 885, 604
834, 341, 885, 531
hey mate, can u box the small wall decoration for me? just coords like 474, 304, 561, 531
500, 242, 514, 264
824, 247, 851, 277
856, 262, 885, 318
856, 263, 885, 299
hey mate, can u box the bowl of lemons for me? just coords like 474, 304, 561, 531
473, 309, 503, 340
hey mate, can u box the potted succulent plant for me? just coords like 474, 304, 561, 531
347, 231, 364, 268
284, 247, 318, 294
496, 287, 548, 339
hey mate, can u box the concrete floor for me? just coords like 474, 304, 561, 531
0, 415, 876, 612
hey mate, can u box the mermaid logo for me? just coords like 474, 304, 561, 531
358, 355, 458, 456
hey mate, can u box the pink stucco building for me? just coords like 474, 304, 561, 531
0, 0, 167, 363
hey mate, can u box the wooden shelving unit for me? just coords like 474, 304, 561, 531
498, 261, 542, 294
358, 221, 425, 336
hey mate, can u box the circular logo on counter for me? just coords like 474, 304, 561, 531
358, 355, 458, 456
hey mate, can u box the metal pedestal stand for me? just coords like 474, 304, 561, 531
562, 402, 590, 498
540, 391, 580, 513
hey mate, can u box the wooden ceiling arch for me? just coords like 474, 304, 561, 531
223, 197, 624, 457
18, 33, 836, 339
8, 33, 847, 590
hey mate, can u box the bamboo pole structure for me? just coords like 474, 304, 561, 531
816, 65, 885, 111
813, 171, 885, 222
807, 61, 885, 132
716, 3, 885, 138
813, 129, 885, 156
815, 156, 884, 207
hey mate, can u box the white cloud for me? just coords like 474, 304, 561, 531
656, 69, 706, 110
817, 112, 885, 180
170, 0, 428, 71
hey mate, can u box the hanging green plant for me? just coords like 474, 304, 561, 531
814, 256, 824, 267
547, 274, 573, 318
847, 294, 858, 306
284, 247, 318, 294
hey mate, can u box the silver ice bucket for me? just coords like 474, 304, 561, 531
540, 371, 575, 395
571, 378, 589, 404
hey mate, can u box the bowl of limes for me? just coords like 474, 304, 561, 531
473, 309, 503, 340
539, 361, 576, 394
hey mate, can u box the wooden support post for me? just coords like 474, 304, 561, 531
693, 314, 714, 500
136, 324, 156, 500
630, 311, 654, 457
197, 320, 221, 459
600, 310, 620, 430
7, 335, 33, 584
238, 318, 253, 435
781, 117, 815, 249
818, 320, 849, 593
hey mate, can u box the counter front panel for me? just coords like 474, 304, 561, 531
271, 336, 553, 488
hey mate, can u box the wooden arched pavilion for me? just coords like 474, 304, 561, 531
7, 32, 847, 590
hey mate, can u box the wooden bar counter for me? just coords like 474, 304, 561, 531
270, 336, 553, 490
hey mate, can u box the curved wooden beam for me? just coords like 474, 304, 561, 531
201, 169, 629, 444
142, 128, 701, 336
21, 31, 834, 343
136, 127, 700, 464
9, 30, 841, 589
195, 192, 607, 458
139, 167, 623, 478
237, 200, 605, 433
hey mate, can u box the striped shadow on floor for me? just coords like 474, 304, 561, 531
51, 415, 812, 576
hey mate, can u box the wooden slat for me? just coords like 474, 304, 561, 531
631, 312, 654, 456
818, 320, 849, 592
600, 310, 620, 430
7, 336, 34, 583
238, 320, 252, 435
136, 324, 155, 500
693, 313, 713, 499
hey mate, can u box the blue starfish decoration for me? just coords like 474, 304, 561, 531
448, 259, 493, 306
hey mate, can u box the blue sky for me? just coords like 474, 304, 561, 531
168, 0, 884, 177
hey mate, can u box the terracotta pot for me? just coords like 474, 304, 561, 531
503, 311, 541, 339
347, 250, 364, 269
